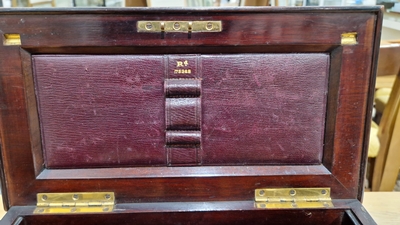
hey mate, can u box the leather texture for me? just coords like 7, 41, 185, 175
33, 55, 166, 168
166, 55, 200, 79
201, 54, 329, 165
33, 53, 329, 168
165, 98, 201, 130
165, 55, 202, 166
166, 131, 201, 145
165, 79, 201, 97
167, 147, 200, 166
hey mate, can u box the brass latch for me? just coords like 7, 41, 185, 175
137, 21, 222, 33
341, 32, 357, 45
3, 34, 21, 46
255, 188, 333, 209
34, 192, 115, 214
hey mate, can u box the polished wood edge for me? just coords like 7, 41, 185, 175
0, 6, 384, 15
0, 144, 10, 211
113, 199, 357, 212
0, 206, 35, 225
322, 46, 343, 171
0, 199, 374, 225
20, 49, 45, 177
346, 199, 378, 225
23, 45, 339, 54
357, 7, 384, 202
37, 165, 331, 179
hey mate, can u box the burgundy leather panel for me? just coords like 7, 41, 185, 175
33, 55, 165, 168
165, 98, 201, 130
33, 53, 328, 168
201, 54, 329, 165
165, 79, 201, 97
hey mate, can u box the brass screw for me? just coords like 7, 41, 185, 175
70, 208, 77, 213
37, 208, 44, 213
145, 22, 153, 30
259, 190, 265, 196
206, 22, 213, 30
72, 194, 79, 200
259, 203, 266, 208
321, 189, 327, 195
41, 195, 48, 201
103, 207, 109, 212
289, 189, 296, 196
105, 194, 111, 200
173, 22, 181, 30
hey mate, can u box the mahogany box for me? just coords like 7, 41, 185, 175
0, 7, 382, 225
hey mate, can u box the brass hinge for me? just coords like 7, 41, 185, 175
34, 192, 115, 214
137, 21, 222, 33
255, 188, 333, 209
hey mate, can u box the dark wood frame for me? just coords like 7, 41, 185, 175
0, 7, 382, 224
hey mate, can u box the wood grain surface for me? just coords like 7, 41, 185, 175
362, 192, 400, 225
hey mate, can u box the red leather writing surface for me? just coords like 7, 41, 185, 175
33, 55, 166, 168
33, 53, 328, 168
201, 54, 329, 165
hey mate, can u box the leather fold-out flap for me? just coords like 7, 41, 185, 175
165, 98, 201, 130
165, 79, 201, 97
166, 131, 201, 145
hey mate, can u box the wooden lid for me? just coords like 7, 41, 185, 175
0, 7, 382, 209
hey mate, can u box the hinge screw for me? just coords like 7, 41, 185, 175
70, 207, 77, 213
41, 195, 48, 201
145, 22, 153, 30
289, 189, 296, 196
72, 194, 79, 200
206, 22, 213, 30
37, 208, 44, 213
321, 189, 327, 195
105, 194, 111, 200
173, 22, 181, 30
259, 190, 265, 196
103, 207, 109, 212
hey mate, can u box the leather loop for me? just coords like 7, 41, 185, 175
165, 79, 201, 97
166, 98, 201, 130
166, 131, 201, 145
165, 55, 202, 166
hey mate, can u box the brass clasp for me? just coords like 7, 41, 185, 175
137, 21, 222, 33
